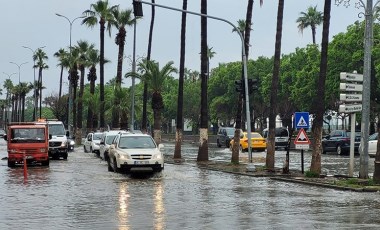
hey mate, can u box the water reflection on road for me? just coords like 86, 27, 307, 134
0, 139, 379, 229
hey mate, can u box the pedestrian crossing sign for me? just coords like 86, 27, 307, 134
295, 112, 309, 129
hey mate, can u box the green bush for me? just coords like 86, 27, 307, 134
305, 170, 320, 178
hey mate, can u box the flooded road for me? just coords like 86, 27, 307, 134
0, 139, 379, 229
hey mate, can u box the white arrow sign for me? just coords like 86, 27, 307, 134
340, 83, 363, 92
339, 93, 362, 102
340, 72, 363, 82
339, 104, 363, 113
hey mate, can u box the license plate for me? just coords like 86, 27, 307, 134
134, 161, 149, 165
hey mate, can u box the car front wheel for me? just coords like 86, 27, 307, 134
107, 159, 113, 172
113, 158, 120, 173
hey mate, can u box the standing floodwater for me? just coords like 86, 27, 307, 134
0, 139, 379, 229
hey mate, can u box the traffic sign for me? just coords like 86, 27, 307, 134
294, 112, 309, 129
339, 93, 362, 102
294, 128, 311, 145
295, 144, 309, 149
340, 72, 363, 82
339, 104, 362, 113
339, 83, 363, 92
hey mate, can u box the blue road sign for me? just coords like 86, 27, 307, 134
295, 112, 309, 129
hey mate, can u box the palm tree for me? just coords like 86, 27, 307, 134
75, 40, 94, 144
54, 48, 69, 100
232, 19, 246, 35
296, 5, 323, 44
33, 48, 49, 119
231, 0, 258, 164
174, 0, 188, 160
110, 8, 135, 129
82, 0, 118, 130
266, 0, 284, 171
19, 82, 32, 122
86, 48, 101, 132
3, 79, 13, 123
310, 0, 331, 174
136, 60, 177, 144
197, 0, 209, 162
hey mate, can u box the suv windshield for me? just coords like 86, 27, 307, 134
105, 135, 117, 144
48, 124, 66, 136
119, 136, 156, 149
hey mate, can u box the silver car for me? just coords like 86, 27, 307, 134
99, 130, 123, 161
108, 133, 164, 173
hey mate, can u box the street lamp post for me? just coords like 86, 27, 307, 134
9, 61, 28, 84
131, 19, 137, 131
56, 13, 85, 133
132, 0, 253, 164
22, 45, 46, 121
9, 61, 28, 122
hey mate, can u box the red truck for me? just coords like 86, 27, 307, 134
3, 122, 50, 167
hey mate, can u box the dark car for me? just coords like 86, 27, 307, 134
217, 127, 236, 148
322, 130, 360, 155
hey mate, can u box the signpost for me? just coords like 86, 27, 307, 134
339, 72, 363, 177
294, 128, 311, 174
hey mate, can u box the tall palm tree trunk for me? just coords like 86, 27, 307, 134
174, 0, 188, 160
197, 0, 208, 162
266, 0, 284, 171
112, 27, 126, 129
310, 0, 331, 174
231, 0, 254, 163
59, 66, 64, 99
76, 66, 85, 145
152, 92, 163, 144
99, 19, 106, 130
87, 74, 96, 133
142, 0, 155, 134
38, 68, 43, 119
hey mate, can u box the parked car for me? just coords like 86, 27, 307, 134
217, 127, 236, 148
99, 130, 123, 161
365, 132, 377, 157
229, 131, 266, 152
84, 132, 103, 154
322, 130, 360, 155
108, 132, 164, 173
262, 127, 290, 150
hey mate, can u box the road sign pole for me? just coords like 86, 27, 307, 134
349, 113, 356, 177
301, 149, 304, 174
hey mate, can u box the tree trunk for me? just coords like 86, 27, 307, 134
99, 19, 105, 130
76, 66, 85, 145
197, 0, 208, 162
174, 0, 188, 160
266, 0, 284, 171
310, 0, 331, 174
59, 66, 63, 99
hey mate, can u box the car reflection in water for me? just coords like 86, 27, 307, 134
117, 180, 165, 230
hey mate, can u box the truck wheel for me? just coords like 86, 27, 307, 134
83, 146, 87, 153
7, 160, 15, 167
63, 153, 68, 160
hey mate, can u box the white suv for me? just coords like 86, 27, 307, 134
108, 132, 164, 173
84, 132, 103, 155
99, 130, 123, 161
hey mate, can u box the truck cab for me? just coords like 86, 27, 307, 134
4, 122, 50, 167
36, 119, 69, 160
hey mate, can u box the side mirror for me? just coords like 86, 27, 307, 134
49, 134, 52, 140
66, 131, 69, 137
87, 137, 91, 141
3, 134, 7, 141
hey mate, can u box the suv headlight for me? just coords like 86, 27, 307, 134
152, 153, 162, 160
61, 141, 67, 147
118, 153, 130, 160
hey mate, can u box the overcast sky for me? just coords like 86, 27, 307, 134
0, 0, 363, 99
